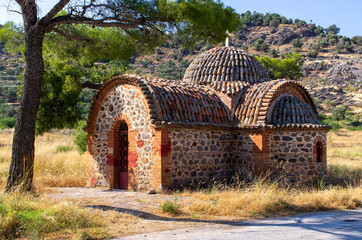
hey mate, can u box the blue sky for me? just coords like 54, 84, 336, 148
0, 0, 361, 37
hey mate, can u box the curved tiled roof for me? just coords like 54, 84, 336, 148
270, 95, 319, 126
85, 75, 231, 134
233, 79, 319, 127
183, 46, 268, 96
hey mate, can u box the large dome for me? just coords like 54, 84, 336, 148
183, 46, 269, 95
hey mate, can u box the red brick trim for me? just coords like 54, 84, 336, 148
251, 131, 271, 175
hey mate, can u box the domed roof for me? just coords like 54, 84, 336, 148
183, 46, 269, 95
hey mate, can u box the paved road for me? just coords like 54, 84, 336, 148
117, 209, 362, 240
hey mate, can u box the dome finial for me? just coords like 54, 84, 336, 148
225, 30, 231, 47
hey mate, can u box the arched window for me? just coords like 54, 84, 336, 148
316, 142, 322, 163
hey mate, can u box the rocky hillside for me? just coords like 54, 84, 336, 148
1, 12, 361, 117
129, 20, 361, 115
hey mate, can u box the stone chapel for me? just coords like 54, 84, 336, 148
85, 46, 330, 191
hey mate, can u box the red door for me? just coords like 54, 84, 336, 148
119, 122, 128, 189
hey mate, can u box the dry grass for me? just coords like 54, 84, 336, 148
0, 130, 361, 238
0, 192, 144, 239
327, 130, 362, 169
177, 180, 362, 219
0, 131, 87, 189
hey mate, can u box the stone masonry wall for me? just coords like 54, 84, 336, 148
167, 129, 236, 188
269, 130, 327, 184
90, 84, 156, 190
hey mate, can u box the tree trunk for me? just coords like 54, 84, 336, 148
5, 24, 45, 192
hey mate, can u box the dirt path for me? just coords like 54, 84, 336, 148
46, 187, 236, 236
116, 209, 362, 240
46, 188, 362, 239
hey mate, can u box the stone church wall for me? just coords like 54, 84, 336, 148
167, 128, 236, 188
269, 130, 327, 184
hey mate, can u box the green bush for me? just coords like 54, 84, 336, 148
326, 24, 340, 35
0, 117, 16, 129
351, 36, 362, 46
269, 49, 278, 58
160, 197, 181, 215
306, 50, 318, 59
253, 39, 269, 52
56, 145, 73, 152
291, 38, 303, 49
72, 121, 88, 155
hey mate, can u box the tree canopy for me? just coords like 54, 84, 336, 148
255, 53, 304, 80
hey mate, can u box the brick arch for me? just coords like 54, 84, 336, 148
313, 136, 327, 164
233, 80, 318, 126
85, 74, 156, 136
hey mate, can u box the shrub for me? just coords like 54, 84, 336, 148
0, 117, 16, 129
56, 145, 73, 152
317, 61, 325, 70
269, 49, 278, 58
351, 36, 362, 46
306, 50, 318, 59
291, 38, 303, 49
160, 197, 181, 215
72, 121, 88, 154
270, 27, 277, 33
314, 25, 324, 35
332, 105, 349, 123
253, 39, 269, 52
269, 19, 279, 28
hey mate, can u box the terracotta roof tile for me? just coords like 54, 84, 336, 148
233, 79, 321, 127
183, 46, 268, 96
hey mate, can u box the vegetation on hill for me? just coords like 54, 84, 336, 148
0, 11, 361, 133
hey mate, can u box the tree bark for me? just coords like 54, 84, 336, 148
5, 5, 45, 191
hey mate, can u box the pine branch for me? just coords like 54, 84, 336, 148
82, 81, 102, 89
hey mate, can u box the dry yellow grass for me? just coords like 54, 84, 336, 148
0, 130, 361, 226
0, 131, 87, 189
327, 130, 362, 169
178, 181, 361, 219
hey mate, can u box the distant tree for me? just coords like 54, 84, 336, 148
294, 19, 307, 28
326, 34, 339, 45
326, 24, 340, 35
256, 53, 304, 80
269, 49, 279, 58
269, 19, 280, 28
351, 36, 362, 46
306, 50, 319, 59
309, 42, 320, 51
253, 39, 269, 52
333, 105, 348, 123
291, 38, 303, 49
314, 25, 325, 35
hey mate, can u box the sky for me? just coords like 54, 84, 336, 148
0, 0, 361, 37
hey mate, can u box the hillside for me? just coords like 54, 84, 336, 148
0, 11, 361, 129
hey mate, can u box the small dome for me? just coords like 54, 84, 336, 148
183, 46, 268, 95
270, 95, 319, 126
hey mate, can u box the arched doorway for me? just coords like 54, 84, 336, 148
118, 121, 128, 189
